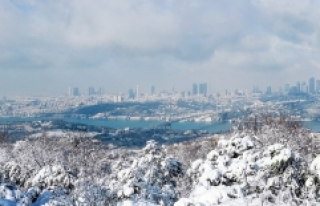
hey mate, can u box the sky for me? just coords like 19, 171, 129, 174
1, 0, 320, 96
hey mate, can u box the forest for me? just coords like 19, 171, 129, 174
0, 114, 320, 205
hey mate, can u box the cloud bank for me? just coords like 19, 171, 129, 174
1, 0, 320, 95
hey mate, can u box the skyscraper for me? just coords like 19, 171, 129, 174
192, 83, 198, 95
136, 85, 139, 100
97, 87, 104, 95
88, 87, 95, 95
151, 85, 155, 95
128, 88, 135, 99
199, 83, 207, 95
266, 86, 272, 94
69, 87, 79, 96
296, 82, 300, 93
309, 77, 315, 94
253, 85, 260, 93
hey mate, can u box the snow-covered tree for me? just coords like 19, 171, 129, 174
175, 131, 312, 205
108, 140, 184, 205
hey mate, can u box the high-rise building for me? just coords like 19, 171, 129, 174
296, 82, 301, 93
289, 86, 298, 94
309, 77, 316, 94
69, 87, 79, 96
136, 85, 139, 100
151, 85, 155, 95
128, 88, 135, 99
199, 83, 208, 95
88, 87, 95, 95
192, 83, 198, 95
97, 87, 104, 95
253, 85, 260, 93
266, 86, 272, 94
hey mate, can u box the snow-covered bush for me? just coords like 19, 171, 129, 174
31, 188, 73, 206
109, 140, 184, 205
72, 180, 110, 206
0, 183, 30, 205
0, 163, 74, 205
2, 162, 32, 187
31, 165, 74, 190
165, 135, 220, 197
303, 155, 320, 202
0, 183, 73, 206
176, 132, 307, 205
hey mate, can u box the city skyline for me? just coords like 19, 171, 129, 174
4, 74, 320, 97
1, 1, 320, 96
67, 76, 320, 97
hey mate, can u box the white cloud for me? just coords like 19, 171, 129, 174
1, 0, 320, 95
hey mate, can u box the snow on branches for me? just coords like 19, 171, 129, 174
109, 140, 184, 205
175, 132, 310, 205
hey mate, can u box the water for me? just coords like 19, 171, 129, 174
66, 119, 232, 133
0, 117, 231, 133
172, 121, 231, 133
4, 117, 320, 133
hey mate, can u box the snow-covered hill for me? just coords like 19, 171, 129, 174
1, 119, 320, 205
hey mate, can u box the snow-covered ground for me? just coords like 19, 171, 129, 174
30, 130, 100, 138
1, 121, 320, 205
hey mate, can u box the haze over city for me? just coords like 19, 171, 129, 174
1, 0, 320, 96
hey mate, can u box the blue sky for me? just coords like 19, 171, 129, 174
1, 0, 320, 96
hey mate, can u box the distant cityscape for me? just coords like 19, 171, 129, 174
66, 77, 320, 101
1, 77, 320, 120
253, 77, 320, 95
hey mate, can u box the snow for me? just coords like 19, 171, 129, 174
117, 200, 160, 206
31, 165, 72, 189
175, 132, 309, 206
109, 140, 183, 205
0, 199, 16, 206
30, 130, 99, 138
310, 155, 320, 177
190, 159, 203, 171
3, 123, 320, 205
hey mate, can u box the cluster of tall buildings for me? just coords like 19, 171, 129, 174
68, 87, 104, 96
192, 83, 207, 95
68, 87, 79, 96
285, 77, 320, 94
68, 78, 320, 99
251, 77, 320, 96
128, 85, 141, 100
126, 83, 209, 100
88, 87, 104, 96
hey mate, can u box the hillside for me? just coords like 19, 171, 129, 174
0, 116, 320, 205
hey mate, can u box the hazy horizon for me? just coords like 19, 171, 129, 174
1, 0, 320, 96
